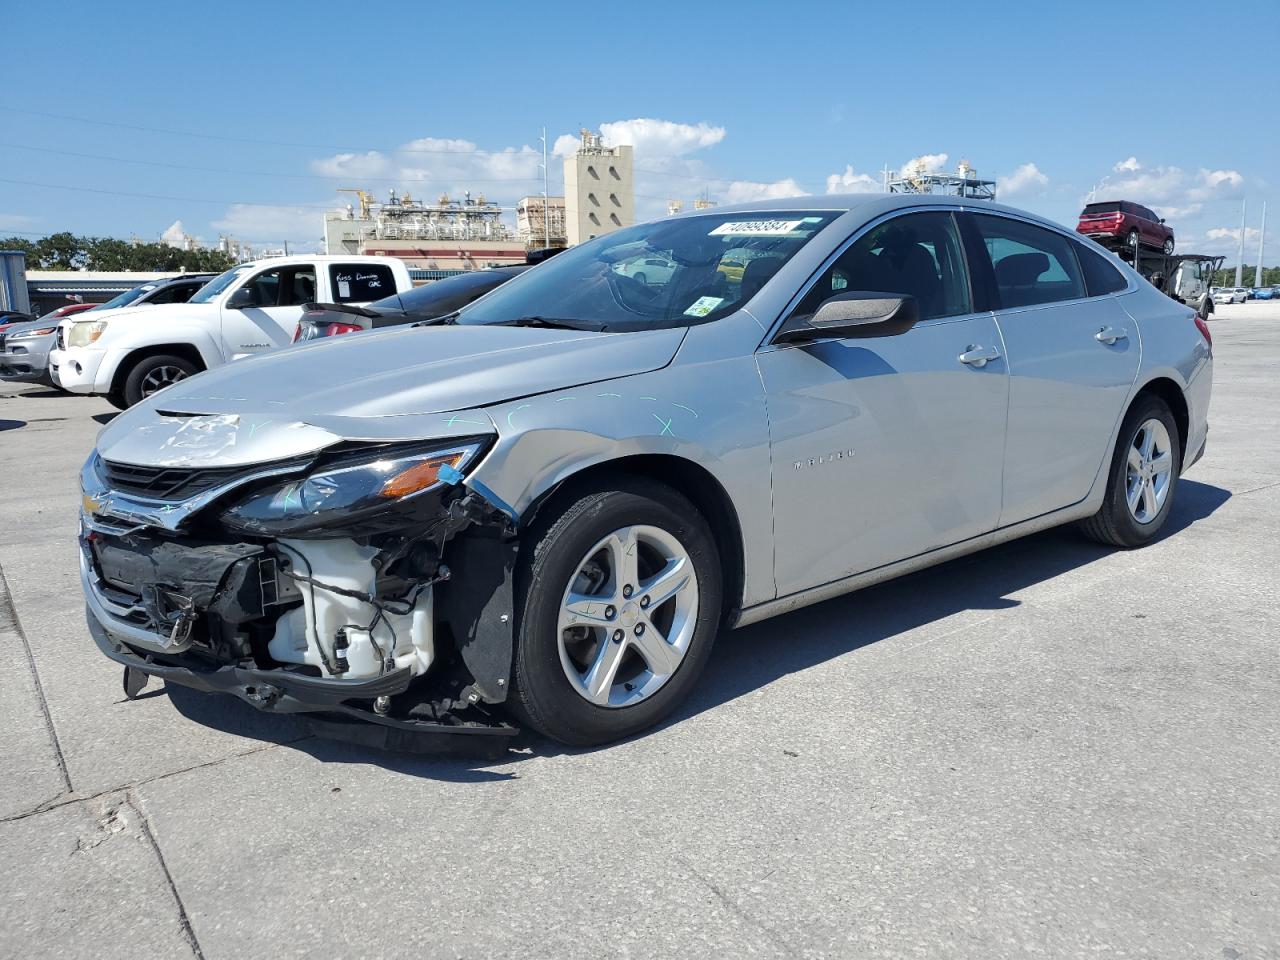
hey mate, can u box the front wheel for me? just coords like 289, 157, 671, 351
121, 354, 198, 407
1078, 395, 1181, 547
1162, 237, 1175, 255
510, 479, 722, 746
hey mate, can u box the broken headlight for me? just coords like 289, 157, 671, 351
220, 440, 488, 537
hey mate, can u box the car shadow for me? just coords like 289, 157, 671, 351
14, 388, 65, 399
670, 478, 1231, 730
156, 480, 1230, 776
0, 419, 25, 432
92, 412, 118, 425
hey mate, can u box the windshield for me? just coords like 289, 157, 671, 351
95, 284, 155, 311
459, 211, 841, 331
189, 266, 251, 303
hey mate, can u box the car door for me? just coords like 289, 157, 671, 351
962, 212, 1140, 527
220, 264, 316, 359
756, 210, 1009, 597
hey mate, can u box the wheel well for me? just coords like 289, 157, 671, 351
110, 343, 207, 395
1134, 377, 1189, 458
521, 455, 747, 623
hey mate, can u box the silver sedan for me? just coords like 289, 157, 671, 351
79, 195, 1212, 750
0, 318, 60, 385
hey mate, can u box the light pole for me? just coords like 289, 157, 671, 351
539, 127, 550, 250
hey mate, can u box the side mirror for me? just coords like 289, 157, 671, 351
1159, 218, 1166, 224
225, 286, 256, 309
776, 292, 920, 343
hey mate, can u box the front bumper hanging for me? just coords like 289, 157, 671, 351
88, 610, 517, 757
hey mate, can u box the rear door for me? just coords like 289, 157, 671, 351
758, 209, 1009, 596
962, 212, 1139, 526
220, 264, 317, 358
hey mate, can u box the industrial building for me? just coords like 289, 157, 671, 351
563, 129, 635, 245
323, 189, 526, 271
886, 159, 996, 200
516, 195, 567, 249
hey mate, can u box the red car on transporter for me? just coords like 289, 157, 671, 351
1077, 201, 1175, 254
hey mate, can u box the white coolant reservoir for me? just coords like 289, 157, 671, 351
266, 539, 434, 680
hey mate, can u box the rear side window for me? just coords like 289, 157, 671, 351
1076, 243, 1128, 296
330, 264, 394, 303
971, 214, 1086, 309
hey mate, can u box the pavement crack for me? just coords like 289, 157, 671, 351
673, 855, 787, 954
125, 789, 207, 960
0, 558, 73, 794
0, 735, 313, 824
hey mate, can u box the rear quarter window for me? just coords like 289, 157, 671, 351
1075, 242, 1129, 296
330, 264, 395, 303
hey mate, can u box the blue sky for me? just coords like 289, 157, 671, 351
3, 0, 1276, 263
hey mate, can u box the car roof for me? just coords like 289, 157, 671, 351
665, 192, 1075, 235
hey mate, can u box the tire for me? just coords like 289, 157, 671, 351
120, 353, 198, 407
1127, 229, 1141, 248
1162, 237, 1175, 255
634, 272, 647, 285
105, 388, 129, 410
1078, 394, 1181, 548
510, 478, 723, 746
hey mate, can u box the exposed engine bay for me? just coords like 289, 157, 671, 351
80, 440, 522, 757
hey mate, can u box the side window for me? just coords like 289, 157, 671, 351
330, 264, 394, 303
1076, 242, 1128, 296
971, 215, 1086, 309
148, 282, 197, 305
241, 267, 317, 307
790, 211, 972, 323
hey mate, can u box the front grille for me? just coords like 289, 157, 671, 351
101, 459, 304, 502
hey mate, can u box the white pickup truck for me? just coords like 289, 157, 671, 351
50, 254, 413, 407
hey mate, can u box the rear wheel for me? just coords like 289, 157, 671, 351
510, 479, 722, 746
634, 271, 648, 285
1162, 236, 1175, 255
121, 354, 198, 407
1078, 395, 1181, 547
1127, 228, 1141, 248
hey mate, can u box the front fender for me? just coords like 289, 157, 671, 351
97, 324, 225, 391
467, 356, 777, 607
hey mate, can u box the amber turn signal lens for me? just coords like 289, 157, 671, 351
379, 454, 464, 499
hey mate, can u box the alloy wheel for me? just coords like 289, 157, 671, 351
1126, 418, 1173, 524
140, 364, 189, 397
557, 524, 699, 708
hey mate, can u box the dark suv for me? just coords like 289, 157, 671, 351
1077, 201, 1174, 254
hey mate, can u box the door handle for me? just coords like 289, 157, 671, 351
958, 345, 1001, 368
1095, 326, 1128, 345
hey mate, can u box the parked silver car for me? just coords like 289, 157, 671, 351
79, 195, 1212, 750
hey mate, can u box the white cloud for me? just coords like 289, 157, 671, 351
997, 162, 1049, 197
212, 204, 328, 248
160, 220, 187, 247
1087, 163, 1243, 220
900, 152, 949, 175
554, 119, 726, 160
825, 164, 880, 193
722, 178, 808, 204
1206, 227, 1260, 243
312, 137, 542, 195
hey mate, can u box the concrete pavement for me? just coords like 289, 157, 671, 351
2, 305, 1277, 959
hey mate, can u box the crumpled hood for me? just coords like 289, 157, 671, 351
96, 324, 686, 467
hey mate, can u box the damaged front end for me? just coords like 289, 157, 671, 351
79, 435, 521, 757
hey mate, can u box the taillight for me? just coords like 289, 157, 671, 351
1194, 315, 1212, 348
324, 322, 363, 337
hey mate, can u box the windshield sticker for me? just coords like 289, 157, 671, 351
709, 219, 803, 237
337, 280, 351, 298
684, 296, 724, 317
